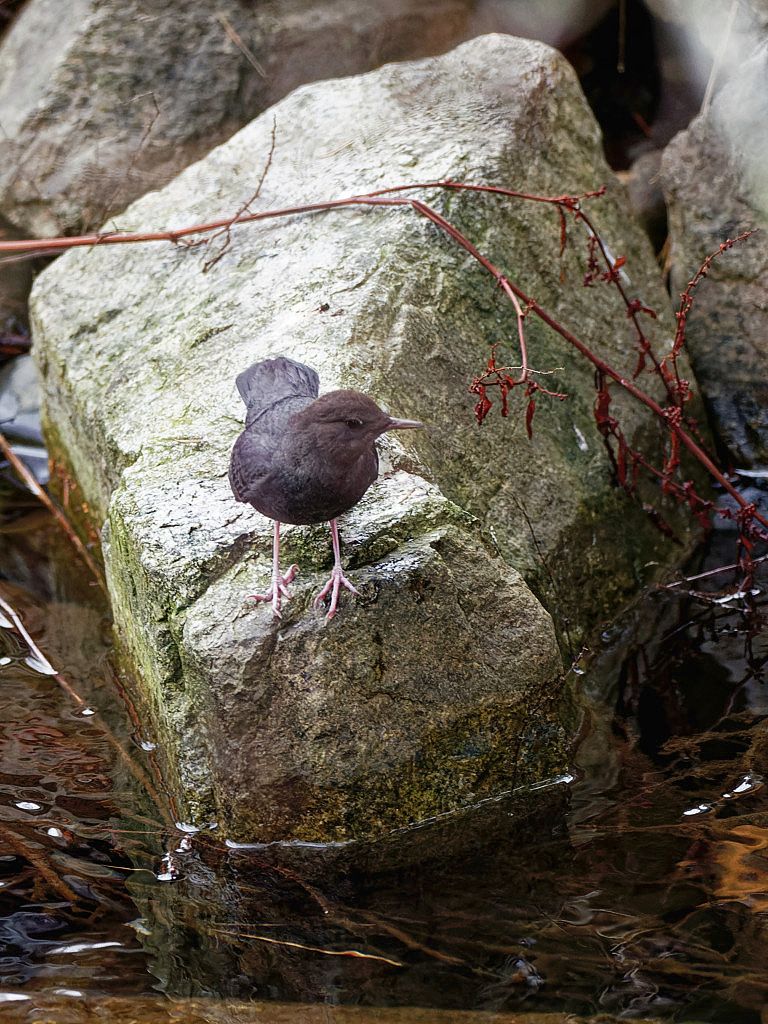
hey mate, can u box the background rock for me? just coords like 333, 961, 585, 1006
0, 354, 42, 441
0, 353, 47, 487
32, 35, 690, 840
644, 0, 768, 57
624, 149, 665, 249
468, 0, 614, 48
0, 0, 474, 237
662, 42, 768, 467
0, 215, 33, 326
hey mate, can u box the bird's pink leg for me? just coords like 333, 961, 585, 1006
313, 518, 359, 619
249, 521, 298, 618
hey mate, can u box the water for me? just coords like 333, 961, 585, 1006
0, 492, 162, 1006
1, 467, 768, 1022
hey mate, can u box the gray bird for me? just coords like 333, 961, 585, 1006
229, 356, 423, 618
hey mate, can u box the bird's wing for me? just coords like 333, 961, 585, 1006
230, 393, 315, 505
228, 430, 274, 503
236, 356, 319, 421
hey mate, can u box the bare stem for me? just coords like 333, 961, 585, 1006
0, 431, 107, 592
0, 179, 759, 537
0, 181, 605, 257
401, 200, 768, 531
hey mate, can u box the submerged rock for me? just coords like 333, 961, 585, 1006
662, 42, 768, 468
32, 35, 689, 840
0, 0, 474, 237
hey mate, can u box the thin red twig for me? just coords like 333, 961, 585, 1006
0, 181, 606, 257
0, 179, 762, 544
0, 431, 107, 591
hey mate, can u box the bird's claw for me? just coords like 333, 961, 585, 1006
249, 564, 299, 618
314, 567, 359, 620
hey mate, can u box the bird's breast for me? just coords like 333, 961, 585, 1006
257, 447, 378, 526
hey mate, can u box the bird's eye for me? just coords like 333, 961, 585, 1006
345, 418, 364, 428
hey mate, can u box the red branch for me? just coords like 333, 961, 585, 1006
666, 230, 756, 368
0, 179, 605, 256
1, 180, 763, 550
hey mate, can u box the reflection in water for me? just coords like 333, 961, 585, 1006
1, 475, 768, 1022
0, 489, 165, 1005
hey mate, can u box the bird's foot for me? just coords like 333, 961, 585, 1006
249, 564, 299, 618
314, 566, 359, 620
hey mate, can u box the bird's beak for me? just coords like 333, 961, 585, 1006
386, 417, 424, 431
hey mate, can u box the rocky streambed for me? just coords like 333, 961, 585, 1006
1, 4, 766, 848
2, 4, 768, 1020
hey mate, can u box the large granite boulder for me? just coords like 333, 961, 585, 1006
0, 0, 473, 237
32, 35, 687, 841
662, 42, 768, 467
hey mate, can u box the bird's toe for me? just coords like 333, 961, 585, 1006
314, 567, 359, 618
282, 564, 299, 585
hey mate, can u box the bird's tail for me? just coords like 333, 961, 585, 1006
236, 356, 320, 416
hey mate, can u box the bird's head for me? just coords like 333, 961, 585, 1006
292, 389, 423, 457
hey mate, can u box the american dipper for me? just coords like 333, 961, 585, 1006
229, 356, 423, 618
